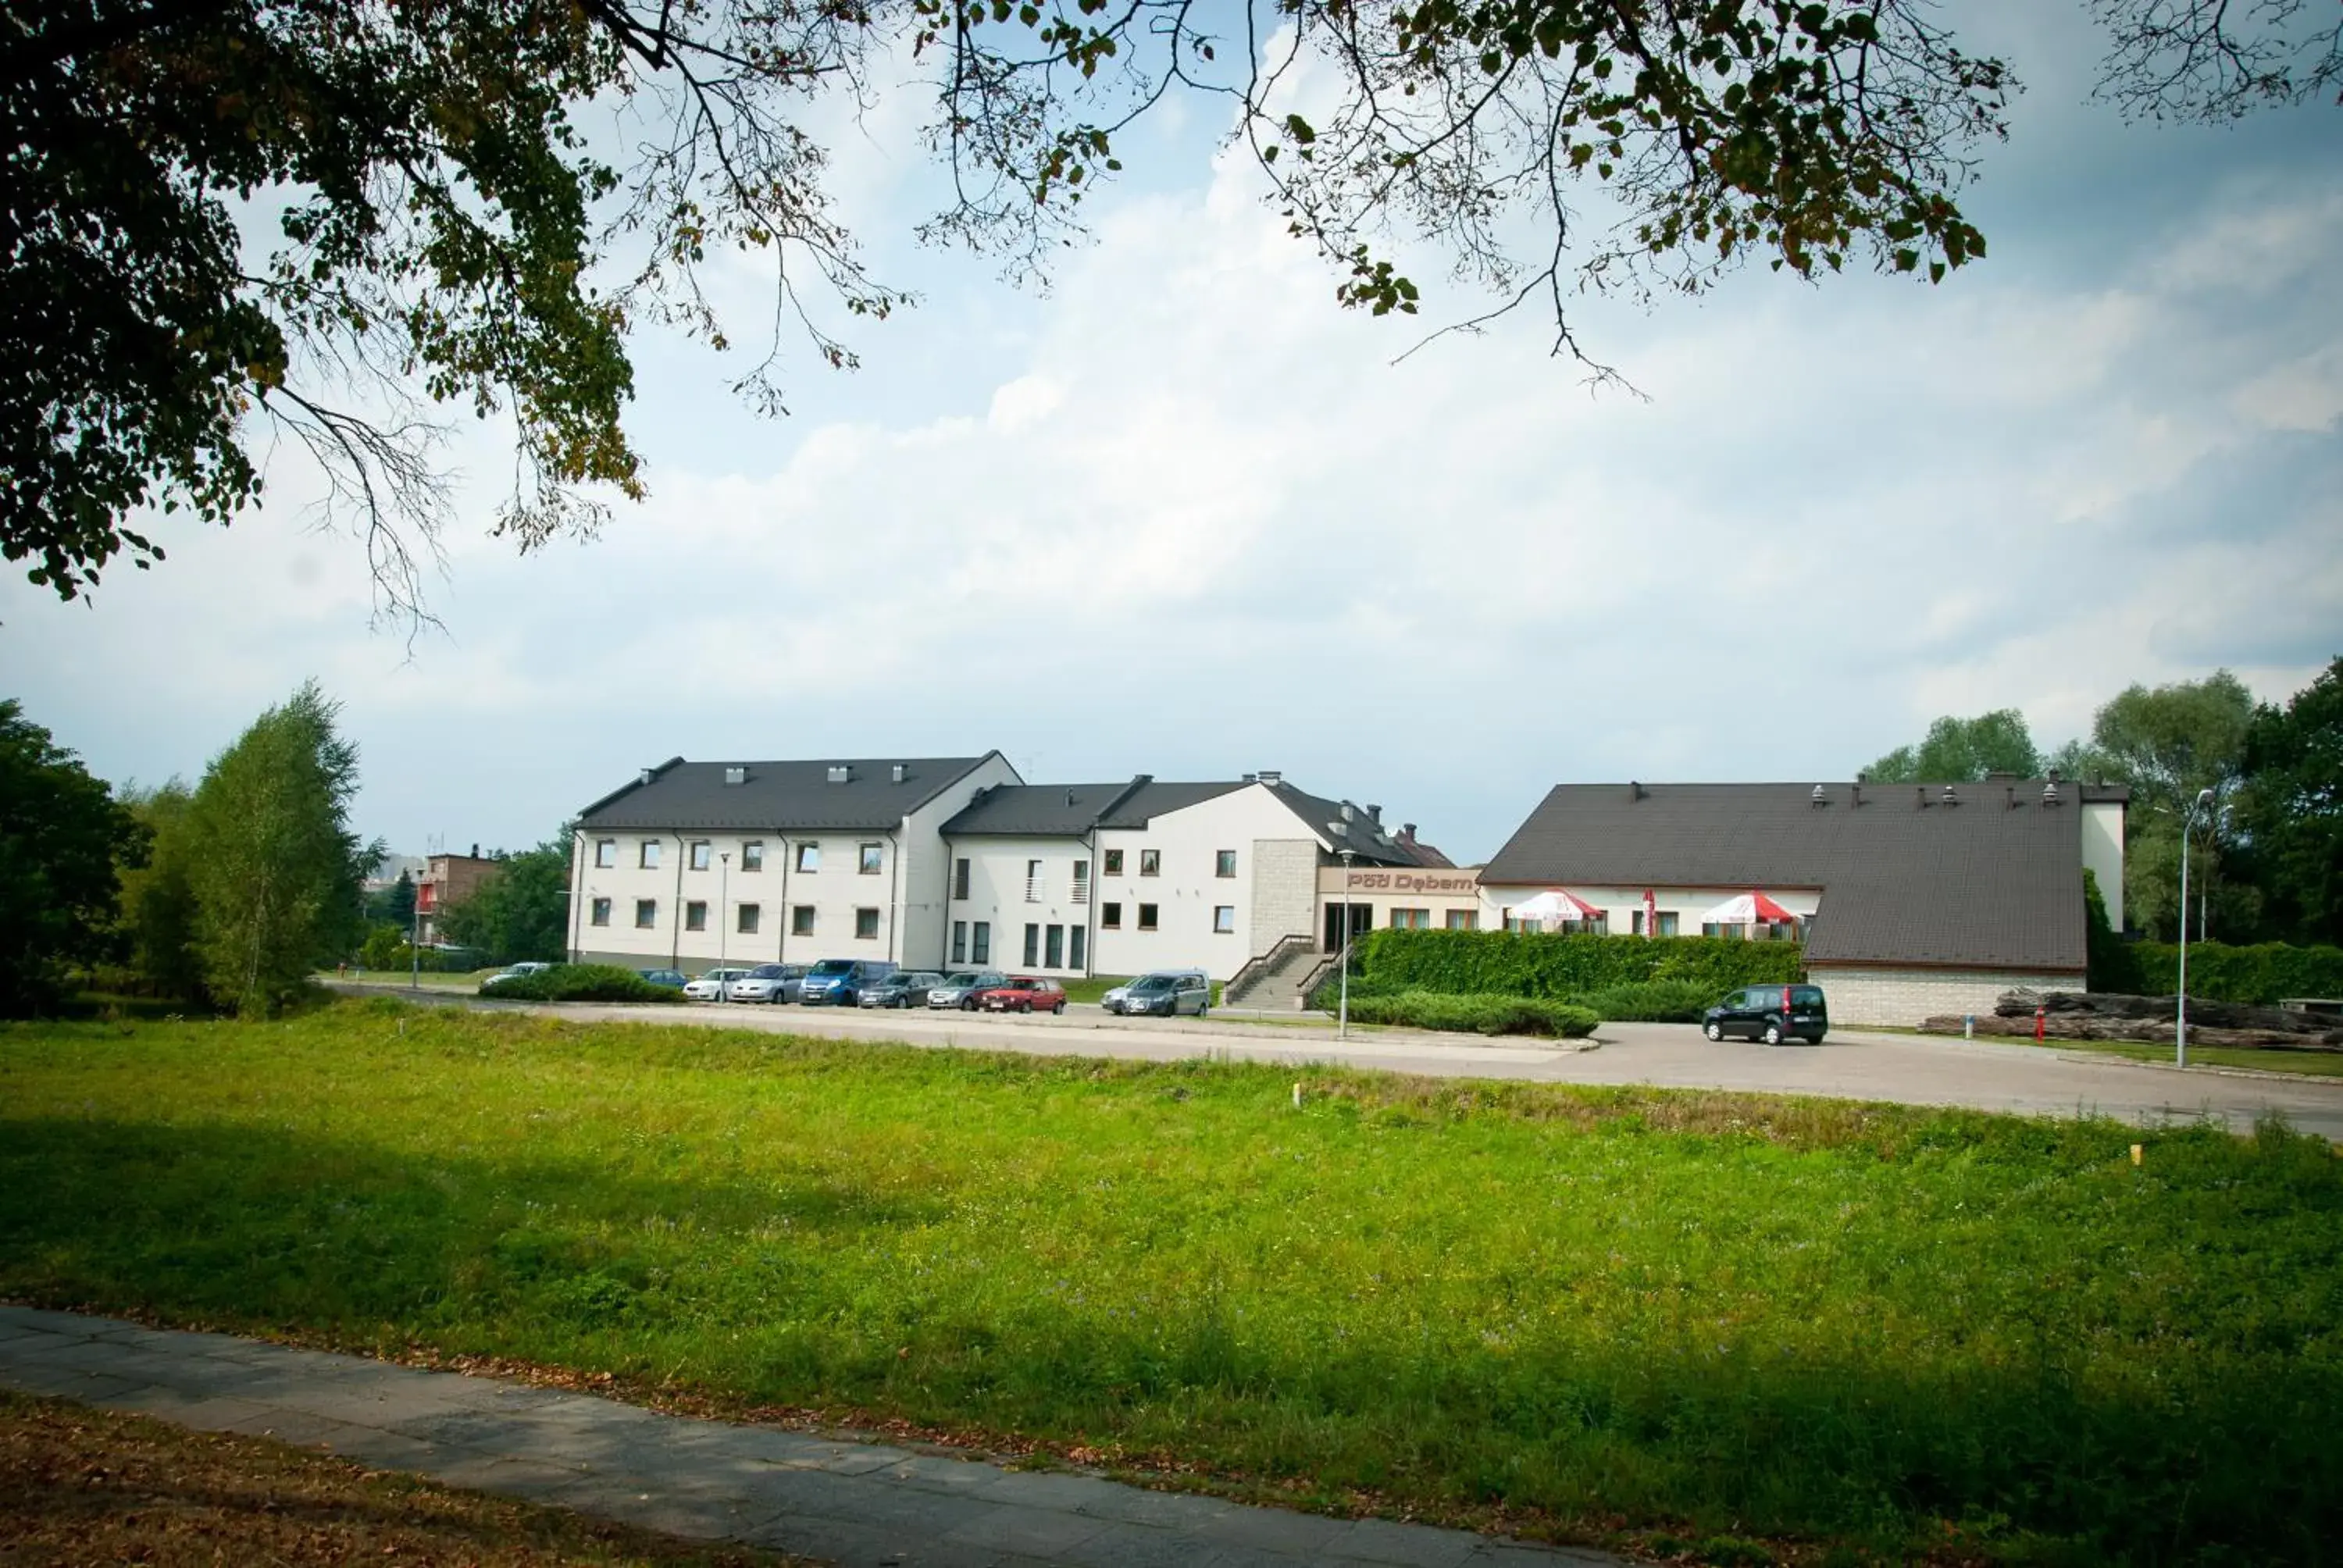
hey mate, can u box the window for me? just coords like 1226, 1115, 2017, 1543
1139, 849, 1160, 877
1563, 916, 1609, 936
742, 841, 764, 872
1045, 925, 1064, 968
738, 903, 761, 935
685, 900, 708, 932
796, 843, 820, 873
972, 921, 990, 964
1025, 858, 1043, 902
1138, 903, 1159, 931
856, 907, 880, 940
595, 839, 617, 868
1213, 906, 1236, 934
791, 905, 815, 937
1702, 921, 1749, 940
951, 921, 968, 965
1022, 923, 1040, 966
1215, 849, 1237, 878
590, 897, 612, 927
954, 858, 970, 900
690, 840, 711, 871
1100, 902, 1122, 929
634, 899, 658, 928
1104, 849, 1124, 875
860, 843, 883, 875
1072, 860, 1089, 904
1390, 907, 1431, 930
639, 839, 662, 869
1653, 911, 1681, 936
1445, 909, 1478, 931
1068, 926, 1086, 969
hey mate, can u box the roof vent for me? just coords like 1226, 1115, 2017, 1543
1242, 772, 1257, 783
2006, 785, 2019, 810
1255, 769, 1282, 785
1340, 802, 1353, 821
827, 764, 851, 785
1851, 783, 1863, 807
1810, 784, 1828, 807
1367, 804, 1382, 823
1630, 781, 1645, 800
1065, 789, 1076, 807
2042, 779, 2062, 807
890, 763, 907, 784
1917, 786, 1930, 808
1942, 785, 1960, 807
638, 768, 654, 786
723, 765, 747, 786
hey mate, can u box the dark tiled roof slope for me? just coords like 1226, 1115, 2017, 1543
1263, 781, 1420, 866
581, 757, 997, 832
1097, 780, 1250, 829
941, 776, 1423, 864
943, 781, 1153, 836
1482, 781, 2126, 971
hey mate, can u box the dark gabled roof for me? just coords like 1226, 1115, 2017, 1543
1263, 781, 1420, 867
580, 756, 998, 833
1482, 780, 2123, 971
1098, 780, 1250, 829
940, 775, 1421, 864
943, 780, 1150, 836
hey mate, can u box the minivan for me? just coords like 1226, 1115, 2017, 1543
797, 958, 897, 1007
1703, 984, 1828, 1045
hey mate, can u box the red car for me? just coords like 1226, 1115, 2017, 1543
975, 976, 1068, 1014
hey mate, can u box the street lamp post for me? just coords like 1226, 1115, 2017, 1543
2177, 787, 2214, 1067
717, 852, 730, 1002
1332, 841, 1357, 1039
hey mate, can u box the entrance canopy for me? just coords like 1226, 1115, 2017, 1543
1696, 890, 1796, 925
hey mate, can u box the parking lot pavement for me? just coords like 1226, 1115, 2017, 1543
0, 1306, 1619, 1568
333, 983, 2343, 1141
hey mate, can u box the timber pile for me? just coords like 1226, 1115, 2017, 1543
1919, 989, 2343, 1051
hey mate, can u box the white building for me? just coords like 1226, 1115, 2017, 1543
1479, 777, 2130, 1025
938, 772, 1438, 982
567, 754, 1021, 971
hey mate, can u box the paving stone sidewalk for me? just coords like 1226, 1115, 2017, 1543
0, 1305, 1615, 1568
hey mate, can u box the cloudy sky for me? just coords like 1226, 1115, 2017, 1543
5, 2, 2338, 865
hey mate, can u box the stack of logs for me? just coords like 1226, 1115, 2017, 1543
1921, 989, 2343, 1051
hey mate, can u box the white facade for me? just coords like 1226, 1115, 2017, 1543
568, 755, 1019, 972
941, 784, 1338, 981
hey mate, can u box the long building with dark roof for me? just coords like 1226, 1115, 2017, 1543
1479, 777, 2128, 1025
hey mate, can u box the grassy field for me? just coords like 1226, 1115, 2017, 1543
2, 1003, 2338, 1564
0, 1390, 797, 1566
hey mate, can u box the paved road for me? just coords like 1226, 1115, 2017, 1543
344, 983, 2343, 1141
0, 1306, 1610, 1568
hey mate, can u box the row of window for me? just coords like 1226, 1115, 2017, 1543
593, 838, 884, 875
1487, 913, 1797, 939
948, 848, 1241, 903
1385, 909, 1481, 931
1093, 902, 1238, 933
590, 898, 881, 940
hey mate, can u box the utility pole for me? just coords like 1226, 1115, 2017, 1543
2176, 788, 2213, 1067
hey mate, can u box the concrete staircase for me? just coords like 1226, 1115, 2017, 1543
1223, 935, 1328, 1011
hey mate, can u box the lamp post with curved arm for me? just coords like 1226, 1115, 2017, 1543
2177, 788, 2214, 1067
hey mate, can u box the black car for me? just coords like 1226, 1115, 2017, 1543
1703, 984, 1829, 1045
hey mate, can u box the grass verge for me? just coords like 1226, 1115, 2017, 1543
0, 1389, 796, 1566
2, 1001, 2338, 1564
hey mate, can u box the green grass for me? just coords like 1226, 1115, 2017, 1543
3, 1003, 2338, 1564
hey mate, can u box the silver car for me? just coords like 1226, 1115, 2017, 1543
725, 963, 805, 1003
926, 970, 1007, 1010
861, 971, 946, 1008
1109, 970, 1211, 1017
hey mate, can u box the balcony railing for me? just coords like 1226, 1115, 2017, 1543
1025, 877, 1044, 903
1070, 878, 1089, 905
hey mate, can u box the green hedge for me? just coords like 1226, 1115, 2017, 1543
2127, 941, 2343, 1007
1344, 990, 1599, 1038
1353, 929, 1802, 998
481, 964, 671, 1003
1576, 980, 1721, 1022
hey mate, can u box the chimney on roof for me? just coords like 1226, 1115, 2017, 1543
1402, 822, 1418, 839
827, 764, 851, 784
723, 765, 747, 786
470, 843, 479, 859
1917, 786, 1930, 808
1630, 781, 1645, 800
1256, 769, 1282, 785
1065, 789, 1076, 807
1367, 804, 1381, 824
638, 767, 654, 786
1851, 783, 1863, 807
2006, 785, 2019, 810
890, 763, 907, 784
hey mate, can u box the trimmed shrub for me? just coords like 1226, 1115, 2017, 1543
1354, 928, 1801, 998
1574, 979, 1720, 1022
1345, 990, 1599, 1038
483, 964, 670, 1003
2083, 868, 2144, 995
2127, 941, 2343, 1007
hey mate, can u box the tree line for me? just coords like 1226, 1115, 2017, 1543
1860, 657, 2342, 946
0, 682, 569, 1019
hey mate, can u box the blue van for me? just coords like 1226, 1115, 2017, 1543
797, 958, 897, 1006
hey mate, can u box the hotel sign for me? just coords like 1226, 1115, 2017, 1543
1339, 868, 1480, 896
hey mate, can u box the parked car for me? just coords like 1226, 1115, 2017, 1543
797, 958, 897, 1007
1703, 984, 1830, 1046
1109, 970, 1211, 1017
638, 968, 687, 989
926, 971, 1007, 1010
1099, 982, 1132, 1012
861, 971, 946, 1008
480, 961, 557, 992
724, 963, 807, 1003
682, 967, 756, 1001
976, 976, 1068, 1014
